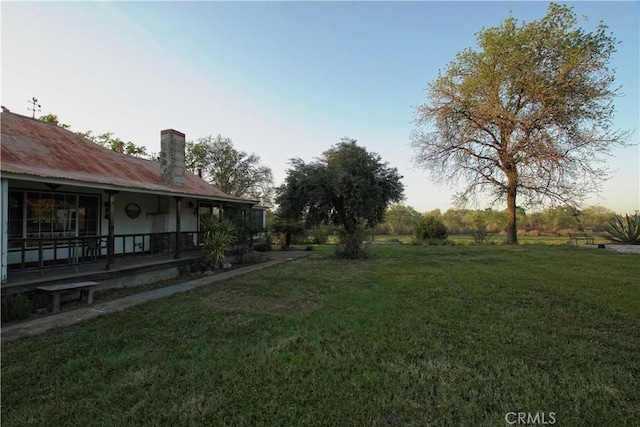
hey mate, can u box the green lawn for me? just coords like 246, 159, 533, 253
2, 245, 639, 426
371, 233, 609, 245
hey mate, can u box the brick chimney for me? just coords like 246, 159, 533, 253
160, 129, 186, 187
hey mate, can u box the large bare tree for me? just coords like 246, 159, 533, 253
411, 3, 630, 244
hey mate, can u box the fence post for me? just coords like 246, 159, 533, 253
174, 197, 183, 259
38, 241, 44, 276
105, 190, 119, 270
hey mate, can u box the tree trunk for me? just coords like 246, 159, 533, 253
340, 218, 363, 259
342, 230, 362, 258
506, 179, 518, 244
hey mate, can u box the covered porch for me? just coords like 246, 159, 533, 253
2, 179, 263, 291
2, 249, 205, 296
1, 115, 265, 290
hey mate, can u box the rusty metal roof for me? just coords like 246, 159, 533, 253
1, 111, 255, 204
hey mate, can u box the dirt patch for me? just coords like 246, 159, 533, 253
206, 290, 320, 317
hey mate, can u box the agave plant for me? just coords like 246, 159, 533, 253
604, 213, 640, 245
200, 216, 237, 269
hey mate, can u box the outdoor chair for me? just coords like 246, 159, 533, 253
83, 237, 107, 261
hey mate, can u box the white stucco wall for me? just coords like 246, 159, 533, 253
106, 193, 200, 254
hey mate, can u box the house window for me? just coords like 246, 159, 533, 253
9, 191, 100, 240
26, 192, 76, 238
198, 204, 220, 218
198, 203, 221, 229
8, 191, 24, 241
224, 207, 238, 221
250, 210, 264, 229
78, 195, 99, 236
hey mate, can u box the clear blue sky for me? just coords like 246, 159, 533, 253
2, 1, 638, 214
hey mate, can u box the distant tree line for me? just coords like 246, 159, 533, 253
376, 204, 620, 237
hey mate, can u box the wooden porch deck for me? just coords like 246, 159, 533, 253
2, 250, 205, 295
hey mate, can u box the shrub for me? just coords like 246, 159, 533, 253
307, 225, 332, 244
1, 293, 33, 323
178, 262, 202, 275
269, 217, 306, 247
253, 242, 272, 252
239, 251, 262, 266
411, 238, 454, 246
604, 213, 640, 245
414, 215, 449, 240
470, 217, 488, 244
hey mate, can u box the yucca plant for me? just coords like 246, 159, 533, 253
604, 213, 640, 245
200, 216, 237, 269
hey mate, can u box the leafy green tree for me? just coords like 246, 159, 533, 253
38, 113, 70, 129
276, 138, 404, 258
269, 214, 306, 248
460, 208, 509, 241
38, 114, 150, 158
442, 209, 471, 234
522, 211, 545, 234
542, 206, 580, 233
307, 225, 333, 245
77, 130, 149, 158
581, 206, 616, 232
412, 3, 630, 244
385, 204, 422, 235
427, 208, 442, 218
186, 135, 274, 204
414, 215, 449, 240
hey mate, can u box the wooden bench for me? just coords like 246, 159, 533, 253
584, 233, 595, 245
568, 233, 595, 246
36, 281, 99, 314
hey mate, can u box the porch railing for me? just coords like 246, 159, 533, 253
7, 231, 205, 274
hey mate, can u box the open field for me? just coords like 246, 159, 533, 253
2, 245, 639, 426
371, 233, 610, 245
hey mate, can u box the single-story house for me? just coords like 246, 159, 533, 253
0, 109, 265, 284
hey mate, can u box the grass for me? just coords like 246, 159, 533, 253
372, 233, 609, 245
2, 245, 639, 426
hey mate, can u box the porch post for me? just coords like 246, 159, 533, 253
105, 190, 118, 270
1, 179, 8, 282
174, 196, 183, 259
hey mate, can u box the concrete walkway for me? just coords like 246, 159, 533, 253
578, 244, 640, 255
1, 251, 311, 342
